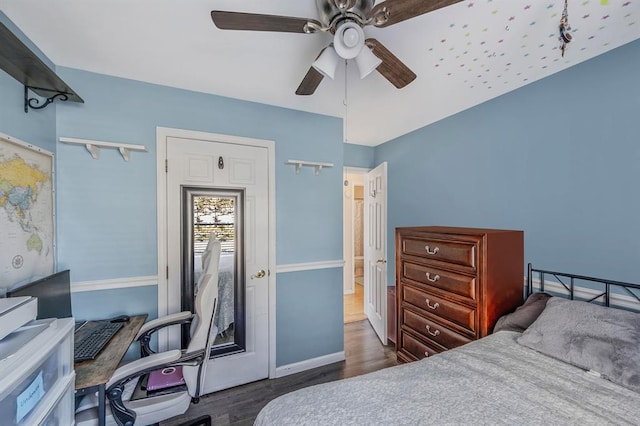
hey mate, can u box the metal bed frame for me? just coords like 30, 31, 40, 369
526, 262, 640, 308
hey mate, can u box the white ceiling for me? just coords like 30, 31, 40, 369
1, 0, 638, 146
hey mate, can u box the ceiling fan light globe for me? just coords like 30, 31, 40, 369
343, 27, 360, 48
334, 21, 364, 59
311, 46, 340, 79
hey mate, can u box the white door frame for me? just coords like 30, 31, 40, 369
156, 126, 277, 378
343, 167, 369, 295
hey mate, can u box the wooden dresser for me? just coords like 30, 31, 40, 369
396, 226, 523, 363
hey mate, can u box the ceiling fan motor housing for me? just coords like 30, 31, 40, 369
316, 0, 374, 27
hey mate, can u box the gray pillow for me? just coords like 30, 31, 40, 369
493, 292, 552, 333
518, 297, 640, 393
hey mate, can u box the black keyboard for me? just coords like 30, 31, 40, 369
74, 321, 124, 362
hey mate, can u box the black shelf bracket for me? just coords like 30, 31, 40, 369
24, 86, 71, 113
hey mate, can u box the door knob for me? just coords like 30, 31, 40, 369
251, 269, 266, 279
376, 259, 387, 264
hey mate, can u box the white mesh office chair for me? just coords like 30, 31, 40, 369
75, 240, 221, 426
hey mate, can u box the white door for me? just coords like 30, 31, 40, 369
162, 132, 271, 393
364, 162, 387, 344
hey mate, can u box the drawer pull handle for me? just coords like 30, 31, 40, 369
425, 298, 440, 310
425, 325, 441, 337
425, 245, 439, 255
425, 272, 440, 282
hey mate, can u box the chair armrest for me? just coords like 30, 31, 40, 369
136, 311, 194, 357
135, 311, 193, 340
106, 349, 182, 426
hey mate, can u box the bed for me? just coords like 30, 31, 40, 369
255, 264, 640, 425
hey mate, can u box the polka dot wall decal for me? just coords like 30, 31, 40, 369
468, 2, 474, 8
530, 21, 537, 25
623, 1, 631, 6
547, 4, 554, 9
525, 5, 532, 10
602, 15, 610, 19
583, 14, 590, 18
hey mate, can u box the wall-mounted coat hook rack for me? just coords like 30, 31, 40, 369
59, 137, 147, 161
286, 160, 334, 175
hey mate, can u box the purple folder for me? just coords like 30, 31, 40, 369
146, 366, 186, 391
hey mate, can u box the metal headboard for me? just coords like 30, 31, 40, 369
526, 263, 640, 308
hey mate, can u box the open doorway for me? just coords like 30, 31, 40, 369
343, 168, 368, 323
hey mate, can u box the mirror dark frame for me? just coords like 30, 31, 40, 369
181, 186, 246, 358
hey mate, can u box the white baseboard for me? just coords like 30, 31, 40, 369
71, 275, 158, 293
274, 351, 345, 378
528, 277, 640, 311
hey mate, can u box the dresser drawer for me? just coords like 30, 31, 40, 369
402, 285, 477, 334
399, 330, 442, 361
402, 237, 476, 269
402, 262, 476, 301
402, 309, 472, 350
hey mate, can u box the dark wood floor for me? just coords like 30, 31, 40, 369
162, 320, 397, 426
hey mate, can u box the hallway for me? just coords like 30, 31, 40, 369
344, 282, 366, 323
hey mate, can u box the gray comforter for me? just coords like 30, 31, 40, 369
255, 331, 640, 425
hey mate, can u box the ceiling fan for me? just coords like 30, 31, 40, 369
211, 0, 462, 95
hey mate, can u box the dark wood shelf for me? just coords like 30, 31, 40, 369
0, 22, 83, 106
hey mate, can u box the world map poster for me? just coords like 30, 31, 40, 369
0, 135, 54, 289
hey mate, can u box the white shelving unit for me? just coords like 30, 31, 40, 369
0, 317, 75, 425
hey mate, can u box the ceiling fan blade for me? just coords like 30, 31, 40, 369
366, 38, 416, 89
368, 0, 463, 28
296, 67, 324, 95
211, 11, 322, 33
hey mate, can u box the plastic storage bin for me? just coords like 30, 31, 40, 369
0, 318, 74, 425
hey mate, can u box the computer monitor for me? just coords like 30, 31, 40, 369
7, 270, 72, 319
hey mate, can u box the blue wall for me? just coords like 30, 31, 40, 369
344, 142, 374, 169
376, 39, 640, 286
276, 268, 344, 365
53, 67, 344, 364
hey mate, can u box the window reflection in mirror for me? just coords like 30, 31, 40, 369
183, 187, 245, 357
